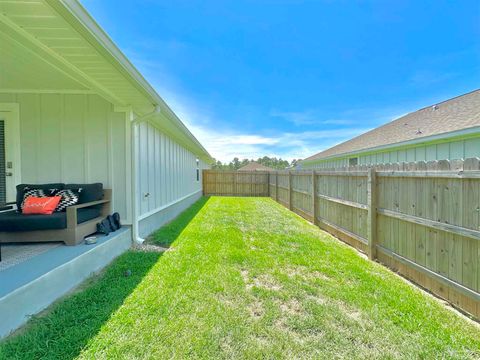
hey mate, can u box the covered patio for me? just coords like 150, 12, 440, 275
0, 0, 138, 228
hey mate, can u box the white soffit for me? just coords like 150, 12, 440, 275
0, 0, 152, 110
0, 0, 212, 161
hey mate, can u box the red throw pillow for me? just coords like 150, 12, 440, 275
22, 196, 62, 215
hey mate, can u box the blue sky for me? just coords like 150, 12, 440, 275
82, 0, 479, 162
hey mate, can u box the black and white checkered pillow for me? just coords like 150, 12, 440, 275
54, 189, 80, 212
21, 189, 47, 210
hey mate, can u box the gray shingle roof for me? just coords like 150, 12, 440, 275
304, 89, 480, 162
238, 162, 274, 171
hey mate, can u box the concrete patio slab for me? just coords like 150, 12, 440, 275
0, 227, 131, 339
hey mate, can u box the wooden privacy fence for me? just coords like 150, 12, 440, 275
203, 170, 270, 196
203, 160, 480, 319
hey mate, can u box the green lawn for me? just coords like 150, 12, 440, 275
1, 197, 480, 359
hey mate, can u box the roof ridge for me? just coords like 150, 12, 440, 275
414, 88, 480, 113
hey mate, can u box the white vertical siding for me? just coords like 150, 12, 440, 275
63, 95, 86, 182
302, 135, 480, 169
0, 92, 211, 232
135, 154, 210, 238
0, 93, 129, 221
136, 122, 206, 218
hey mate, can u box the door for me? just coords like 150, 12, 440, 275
0, 104, 21, 203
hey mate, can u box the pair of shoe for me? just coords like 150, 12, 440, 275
97, 212, 121, 235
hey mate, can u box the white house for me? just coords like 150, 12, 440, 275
300, 89, 480, 169
0, 0, 212, 242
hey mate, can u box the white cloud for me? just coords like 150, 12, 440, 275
125, 57, 371, 162
185, 120, 369, 162
183, 123, 279, 161
151, 86, 371, 162
229, 135, 278, 146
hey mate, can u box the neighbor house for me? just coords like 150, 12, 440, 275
300, 89, 480, 169
238, 162, 274, 172
0, 0, 211, 338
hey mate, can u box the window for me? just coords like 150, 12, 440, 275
348, 157, 358, 166
196, 158, 200, 182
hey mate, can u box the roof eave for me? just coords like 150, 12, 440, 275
49, 0, 213, 162
301, 125, 480, 165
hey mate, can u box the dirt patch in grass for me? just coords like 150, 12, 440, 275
241, 269, 282, 292
133, 243, 168, 253
217, 293, 238, 309
278, 298, 303, 315
249, 275, 281, 291
306, 293, 327, 305
273, 317, 324, 345
240, 269, 249, 283
333, 300, 367, 325
283, 265, 331, 282
252, 275, 282, 291
248, 300, 265, 319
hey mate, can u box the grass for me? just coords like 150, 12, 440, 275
0, 251, 162, 359
148, 196, 208, 247
1, 196, 480, 359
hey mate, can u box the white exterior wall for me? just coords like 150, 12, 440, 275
357, 137, 480, 165
302, 135, 480, 169
0, 93, 130, 222
135, 121, 209, 237
0, 92, 210, 236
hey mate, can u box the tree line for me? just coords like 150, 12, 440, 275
211, 156, 301, 170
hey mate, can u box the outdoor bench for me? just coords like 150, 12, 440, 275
0, 183, 111, 247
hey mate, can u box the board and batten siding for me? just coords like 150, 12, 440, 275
303, 135, 480, 169
135, 121, 208, 237
0, 93, 130, 222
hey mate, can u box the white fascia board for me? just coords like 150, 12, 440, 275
147, 112, 214, 164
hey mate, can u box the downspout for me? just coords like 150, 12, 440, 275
130, 105, 161, 244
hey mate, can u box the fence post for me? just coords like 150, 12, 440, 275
202, 169, 206, 195
275, 171, 279, 202
288, 171, 293, 210
267, 172, 270, 197
367, 167, 377, 260
233, 171, 237, 196
312, 170, 317, 225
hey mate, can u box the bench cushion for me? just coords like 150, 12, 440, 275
65, 183, 103, 204
0, 208, 101, 232
16, 183, 65, 210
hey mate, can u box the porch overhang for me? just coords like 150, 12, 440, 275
0, 0, 212, 163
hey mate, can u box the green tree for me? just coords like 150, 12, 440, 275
211, 156, 299, 170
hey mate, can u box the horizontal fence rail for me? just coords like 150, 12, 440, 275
203, 170, 270, 196
203, 158, 480, 319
